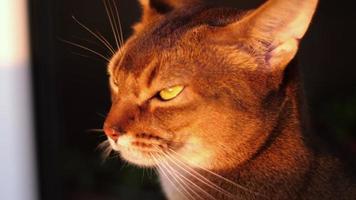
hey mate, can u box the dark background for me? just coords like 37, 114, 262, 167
29, 0, 356, 200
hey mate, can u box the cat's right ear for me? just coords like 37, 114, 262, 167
135, 0, 200, 31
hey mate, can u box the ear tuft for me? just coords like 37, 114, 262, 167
268, 39, 299, 71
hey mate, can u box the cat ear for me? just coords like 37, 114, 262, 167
222, 0, 319, 71
135, 0, 200, 31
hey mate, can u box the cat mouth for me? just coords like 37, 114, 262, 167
120, 147, 167, 167
108, 134, 172, 167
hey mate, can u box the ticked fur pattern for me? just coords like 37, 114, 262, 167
101, 0, 356, 199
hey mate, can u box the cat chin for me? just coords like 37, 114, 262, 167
119, 149, 158, 167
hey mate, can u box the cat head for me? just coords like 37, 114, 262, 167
103, 0, 318, 169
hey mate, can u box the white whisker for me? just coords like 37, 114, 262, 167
60, 39, 110, 62
107, 0, 121, 47
97, 140, 113, 162
103, 0, 121, 50
72, 16, 115, 54
161, 161, 196, 200
69, 51, 95, 60
112, 0, 124, 46
151, 154, 191, 200
86, 129, 104, 133
156, 153, 204, 200
153, 148, 217, 200
168, 148, 265, 198
103, 0, 120, 49
163, 150, 237, 199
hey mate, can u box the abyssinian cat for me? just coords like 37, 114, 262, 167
101, 0, 356, 199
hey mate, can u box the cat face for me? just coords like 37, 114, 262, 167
105, 23, 266, 168
103, 0, 318, 169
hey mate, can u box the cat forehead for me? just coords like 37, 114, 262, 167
107, 6, 254, 86
145, 6, 244, 39
109, 6, 246, 72
110, 48, 195, 85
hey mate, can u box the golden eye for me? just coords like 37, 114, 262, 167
159, 85, 184, 101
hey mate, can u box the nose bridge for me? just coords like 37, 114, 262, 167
104, 100, 139, 133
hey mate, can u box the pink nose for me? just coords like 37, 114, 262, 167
103, 125, 120, 141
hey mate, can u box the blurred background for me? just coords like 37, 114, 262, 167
1, 0, 355, 200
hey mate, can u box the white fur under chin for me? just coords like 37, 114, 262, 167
159, 172, 187, 200
107, 137, 120, 151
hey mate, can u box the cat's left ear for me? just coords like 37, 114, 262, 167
135, 0, 200, 31
219, 0, 319, 71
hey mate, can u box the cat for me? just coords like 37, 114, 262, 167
102, 0, 356, 199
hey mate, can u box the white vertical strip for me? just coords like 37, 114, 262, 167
0, 0, 38, 200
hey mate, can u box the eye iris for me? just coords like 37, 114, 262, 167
159, 86, 184, 100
